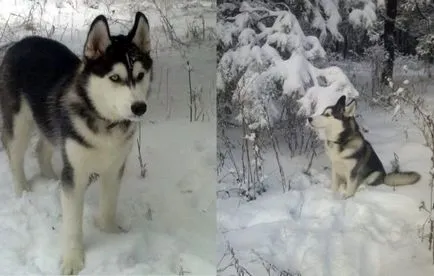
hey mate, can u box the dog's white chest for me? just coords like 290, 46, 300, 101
325, 142, 352, 177
325, 142, 341, 160
66, 138, 133, 173
66, 119, 136, 173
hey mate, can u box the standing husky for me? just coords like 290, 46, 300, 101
308, 95, 420, 199
0, 12, 152, 274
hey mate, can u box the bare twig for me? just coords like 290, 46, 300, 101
378, 80, 434, 262
136, 123, 147, 178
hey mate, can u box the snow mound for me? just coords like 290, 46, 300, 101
218, 171, 426, 276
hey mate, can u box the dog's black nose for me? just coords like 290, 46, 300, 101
308, 117, 312, 123
131, 102, 147, 116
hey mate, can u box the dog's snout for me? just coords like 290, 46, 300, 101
131, 102, 147, 116
308, 117, 313, 123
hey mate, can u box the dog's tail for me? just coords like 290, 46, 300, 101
384, 171, 421, 186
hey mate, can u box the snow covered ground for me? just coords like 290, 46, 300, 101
0, 0, 216, 275
216, 2, 434, 273
217, 84, 434, 275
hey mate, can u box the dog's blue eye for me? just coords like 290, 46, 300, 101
109, 74, 121, 82
136, 72, 145, 81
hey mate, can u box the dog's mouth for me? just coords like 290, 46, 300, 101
307, 118, 318, 128
307, 117, 327, 129
127, 115, 146, 122
310, 124, 323, 129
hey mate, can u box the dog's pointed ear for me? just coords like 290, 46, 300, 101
128, 12, 151, 53
335, 95, 346, 114
84, 15, 111, 60
345, 99, 357, 117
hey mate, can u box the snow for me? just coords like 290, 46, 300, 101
0, 0, 216, 53
217, 1, 434, 275
319, 0, 343, 41
301, 0, 343, 42
219, 187, 422, 276
0, 0, 216, 275
298, 65, 359, 116
348, 1, 377, 29
217, 1, 357, 128
0, 117, 216, 275
217, 101, 434, 276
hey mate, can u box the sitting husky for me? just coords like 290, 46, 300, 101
0, 12, 152, 274
308, 95, 420, 199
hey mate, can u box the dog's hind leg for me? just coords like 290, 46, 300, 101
4, 102, 34, 196
36, 136, 56, 179
344, 171, 382, 198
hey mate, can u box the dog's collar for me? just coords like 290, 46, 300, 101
82, 104, 132, 129
89, 110, 131, 130
70, 102, 133, 130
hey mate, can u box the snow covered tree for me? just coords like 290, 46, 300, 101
417, 34, 434, 63
400, 0, 434, 59
217, 0, 359, 131
416, 34, 434, 77
217, 1, 360, 199
334, 0, 379, 57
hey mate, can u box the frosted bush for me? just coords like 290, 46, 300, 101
416, 34, 434, 62
217, 0, 359, 130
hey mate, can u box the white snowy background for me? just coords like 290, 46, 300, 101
217, 1, 434, 275
0, 0, 216, 275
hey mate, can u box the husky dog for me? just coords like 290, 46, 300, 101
0, 12, 152, 274
308, 95, 420, 199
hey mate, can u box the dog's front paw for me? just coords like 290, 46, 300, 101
14, 183, 31, 197
94, 217, 126, 234
330, 183, 339, 192
342, 192, 355, 200
41, 169, 58, 180
61, 248, 84, 275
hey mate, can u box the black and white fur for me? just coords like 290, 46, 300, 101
0, 12, 152, 275
308, 95, 420, 199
